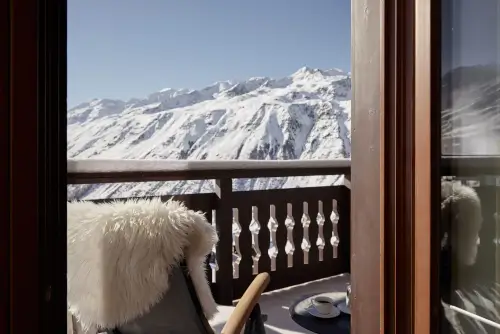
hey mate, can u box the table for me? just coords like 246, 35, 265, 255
289, 292, 350, 334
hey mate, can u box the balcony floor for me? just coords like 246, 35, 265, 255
210, 273, 351, 334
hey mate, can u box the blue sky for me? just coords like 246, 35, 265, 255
441, 0, 500, 74
68, 0, 351, 108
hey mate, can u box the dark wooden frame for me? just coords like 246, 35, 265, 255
414, 1, 432, 330
352, 0, 426, 333
1, 0, 10, 331
351, 0, 386, 333
415, 0, 442, 333
10, 0, 40, 332
385, 0, 416, 333
9, 0, 68, 332
38, 0, 68, 330
5, 0, 423, 332
381, 0, 444, 332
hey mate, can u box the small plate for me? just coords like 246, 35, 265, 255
337, 302, 351, 315
306, 305, 341, 319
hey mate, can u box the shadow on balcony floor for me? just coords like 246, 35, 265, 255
210, 273, 350, 334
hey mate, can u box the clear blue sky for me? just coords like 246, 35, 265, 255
68, 0, 351, 108
441, 0, 500, 74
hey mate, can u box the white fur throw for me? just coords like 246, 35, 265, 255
67, 198, 219, 332
441, 181, 482, 266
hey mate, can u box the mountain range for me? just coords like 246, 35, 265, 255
68, 67, 352, 200
68, 64, 500, 200
441, 64, 500, 155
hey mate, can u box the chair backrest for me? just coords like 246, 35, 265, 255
114, 264, 214, 334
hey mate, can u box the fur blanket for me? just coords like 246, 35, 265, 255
67, 198, 219, 332
441, 181, 482, 266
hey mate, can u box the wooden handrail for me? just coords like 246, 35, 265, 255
441, 156, 500, 176
67, 159, 351, 184
67, 156, 500, 184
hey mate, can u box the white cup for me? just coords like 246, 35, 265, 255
311, 296, 335, 315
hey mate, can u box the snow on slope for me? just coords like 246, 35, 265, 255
67, 67, 352, 200
441, 64, 500, 155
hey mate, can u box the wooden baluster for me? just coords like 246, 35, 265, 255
205, 208, 216, 284
291, 201, 304, 268
268, 205, 279, 271
235, 204, 253, 298
275, 202, 288, 273
308, 200, 320, 264
232, 208, 242, 279
258, 205, 271, 274
301, 202, 311, 265
317, 200, 326, 262
214, 178, 233, 305
331, 199, 340, 259
250, 206, 261, 275
285, 204, 296, 267
322, 199, 334, 260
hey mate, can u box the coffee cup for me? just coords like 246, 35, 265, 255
311, 296, 335, 315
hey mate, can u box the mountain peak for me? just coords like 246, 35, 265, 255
291, 67, 347, 79
292, 66, 317, 75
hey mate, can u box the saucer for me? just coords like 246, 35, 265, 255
337, 302, 351, 315
306, 304, 341, 318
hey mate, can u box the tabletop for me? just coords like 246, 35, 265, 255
289, 291, 350, 334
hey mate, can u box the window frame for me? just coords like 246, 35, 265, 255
351, 0, 386, 332
5, 0, 423, 333
8, 0, 68, 332
415, 0, 442, 333
1, 0, 9, 331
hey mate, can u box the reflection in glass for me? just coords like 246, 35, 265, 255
439, 0, 500, 333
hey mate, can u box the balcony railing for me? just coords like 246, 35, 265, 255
67, 159, 352, 305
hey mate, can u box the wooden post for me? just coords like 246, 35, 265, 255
338, 185, 351, 273
214, 178, 234, 305
343, 174, 351, 190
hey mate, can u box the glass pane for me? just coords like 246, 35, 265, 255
67, 1, 353, 333
67, 1, 352, 200
440, 0, 500, 333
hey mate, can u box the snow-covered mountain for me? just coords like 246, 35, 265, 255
67, 67, 352, 200
441, 64, 500, 155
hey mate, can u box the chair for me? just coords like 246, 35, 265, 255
67, 198, 270, 334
